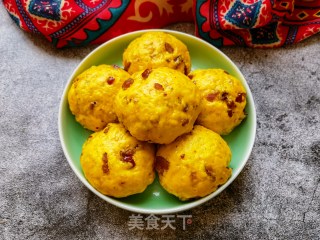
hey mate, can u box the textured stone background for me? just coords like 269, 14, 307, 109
0, 4, 319, 240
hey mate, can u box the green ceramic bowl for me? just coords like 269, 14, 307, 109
59, 30, 256, 214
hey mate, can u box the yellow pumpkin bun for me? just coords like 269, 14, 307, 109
68, 64, 131, 131
156, 125, 232, 201
190, 69, 247, 135
80, 123, 155, 198
122, 32, 191, 74
114, 67, 201, 144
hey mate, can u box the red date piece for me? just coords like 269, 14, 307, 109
205, 165, 216, 181
154, 83, 164, 91
165, 43, 174, 53
90, 101, 97, 110
124, 61, 131, 71
142, 69, 152, 79
155, 156, 169, 175
102, 153, 109, 174
206, 92, 219, 102
106, 76, 115, 85
221, 92, 229, 101
183, 105, 189, 112
182, 119, 189, 126
236, 93, 246, 103
227, 100, 236, 109
120, 149, 136, 168
122, 78, 134, 90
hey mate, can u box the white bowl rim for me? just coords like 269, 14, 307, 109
58, 29, 257, 215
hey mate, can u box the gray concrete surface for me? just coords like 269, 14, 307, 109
0, 4, 319, 240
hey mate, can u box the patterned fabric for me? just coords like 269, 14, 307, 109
2, 0, 320, 48
196, 0, 320, 47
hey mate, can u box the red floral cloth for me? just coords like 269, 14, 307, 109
3, 0, 320, 48
196, 0, 320, 47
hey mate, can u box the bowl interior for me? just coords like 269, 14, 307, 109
59, 30, 256, 214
